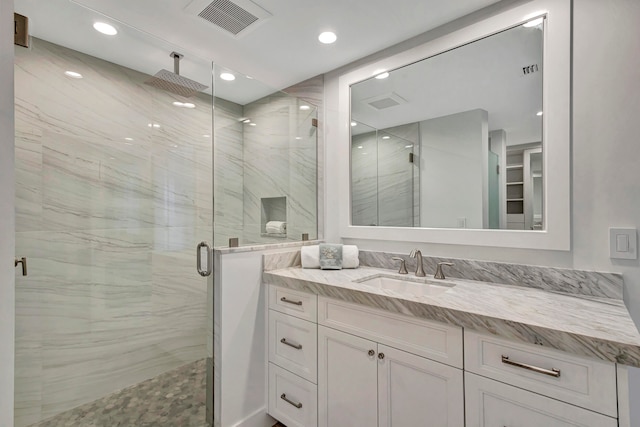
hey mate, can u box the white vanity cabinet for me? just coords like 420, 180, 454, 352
317, 295, 465, 427
265, 285, 627, 427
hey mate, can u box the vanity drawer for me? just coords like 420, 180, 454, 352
318, 296, 463, 368
269, 285, 317, 322
269, 363, 318, 427
465, 373, 617, 427
464, 331, 617, 417
269, 310, 318, 383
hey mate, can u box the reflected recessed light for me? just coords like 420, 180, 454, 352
375, 72, 389, 80
202, 134, 211, 138
242, 119, 251, 124
318, 31, 337, 44
295, 137, 302, 140
172, 101, 195, 109
172, 101, 184, 107
124, 137, 134, 141
523, 17, 544, 27
93, 22, 118, 36
172, 144, 179, 148
357, 145, 363, 149
537, 111, 543, 116
249, 123, 257, 126
299, 105, 311, 111
245, 75, 254, 79
382, 136, 390, 140
351, 121, 357, 127
220, 72, 235, 81
405, 145, 413, 148
148, 123, 161, 128
64, 71, 83, 79
362, 152, 368, 155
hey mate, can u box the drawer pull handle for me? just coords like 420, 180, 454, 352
281, 393, 302, 409
280, 297, 303, 306
280, 338, 303, 350
501, 355, 561, 378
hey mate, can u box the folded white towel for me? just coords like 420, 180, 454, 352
266, 221, 286, 234
301, 244, 359, 269
342, 245, 360, 269
301, 245, 320, 268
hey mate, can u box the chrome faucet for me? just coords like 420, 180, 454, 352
409, 249, 426, 277
434, 262, 454, 280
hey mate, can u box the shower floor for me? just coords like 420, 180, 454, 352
29, 359, 208, 427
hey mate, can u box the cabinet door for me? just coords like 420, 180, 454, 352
378, 345, 464, 427
318, 326, 378, 427
465, 373, 617, 427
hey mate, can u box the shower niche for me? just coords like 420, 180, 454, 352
261, 196, 287, 238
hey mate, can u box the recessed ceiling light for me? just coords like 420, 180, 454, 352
318, 31, 337, 44
375, 72, 389, 80
351, 121, 357, 127
523, 17, 544, 27
357, 145, 363, 149
93, 22, 118, 36
537, 111, 543, 116
220, 72, 236, 81
64, 71, 83, 79
382, 136, 390, 140
299, 105, 311, 111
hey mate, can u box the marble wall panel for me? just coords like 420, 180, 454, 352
14, 38, 210, 426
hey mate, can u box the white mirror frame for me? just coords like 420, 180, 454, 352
338, 0, 570, 250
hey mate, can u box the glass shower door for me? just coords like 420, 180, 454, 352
13, 7, 214, 426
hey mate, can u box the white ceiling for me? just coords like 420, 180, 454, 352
14, 0, 501, 104
351, 23, 544, 146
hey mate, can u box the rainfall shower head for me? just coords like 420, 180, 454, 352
145, 52, 208, 98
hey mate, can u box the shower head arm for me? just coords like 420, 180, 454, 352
170, 52, 184, 75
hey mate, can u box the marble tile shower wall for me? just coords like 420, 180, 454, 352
351, 123, 419, 227
240, 92, 318, 244
14, 38, 211, 426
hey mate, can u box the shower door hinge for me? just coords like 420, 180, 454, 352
14, 13, 29, 48
409, 153, 415, 163
311, 118, 318, 128
496, 164, 500, 174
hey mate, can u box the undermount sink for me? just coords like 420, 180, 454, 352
355, 274, 454, 296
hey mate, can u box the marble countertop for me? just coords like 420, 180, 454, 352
263, 266, 640, 367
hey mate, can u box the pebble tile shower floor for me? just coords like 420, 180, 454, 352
28, 359, 208, 427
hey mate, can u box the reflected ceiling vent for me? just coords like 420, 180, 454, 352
185, 0, 272, 37
362, 92, 407, 110
522, 64, 540, 75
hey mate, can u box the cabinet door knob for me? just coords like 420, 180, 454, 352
378, 352, 385, 360
368, 349, 375, 356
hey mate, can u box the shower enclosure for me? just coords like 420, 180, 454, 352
13, 3, 318, 426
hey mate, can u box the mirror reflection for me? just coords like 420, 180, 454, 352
351, 19, 544, 230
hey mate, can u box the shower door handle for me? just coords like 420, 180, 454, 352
15, 257, 27, 276
196, 242, 213, 277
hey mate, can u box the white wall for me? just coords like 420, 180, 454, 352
324, 0, 640, 424
0, 0, 15, 425
419, 109, 487, 229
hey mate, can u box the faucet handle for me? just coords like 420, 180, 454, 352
391, 257, 408, 274
434, 262, 454, 280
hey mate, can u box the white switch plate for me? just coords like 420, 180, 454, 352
609, 228, 637, 260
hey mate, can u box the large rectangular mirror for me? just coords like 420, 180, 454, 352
351, 21, 544, 230
337, 0, 570, 249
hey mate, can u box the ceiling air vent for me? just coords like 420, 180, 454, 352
185, 0, 272, 37
363, 92, 407, 110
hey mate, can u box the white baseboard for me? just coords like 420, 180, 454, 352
231, 406, 275, 427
